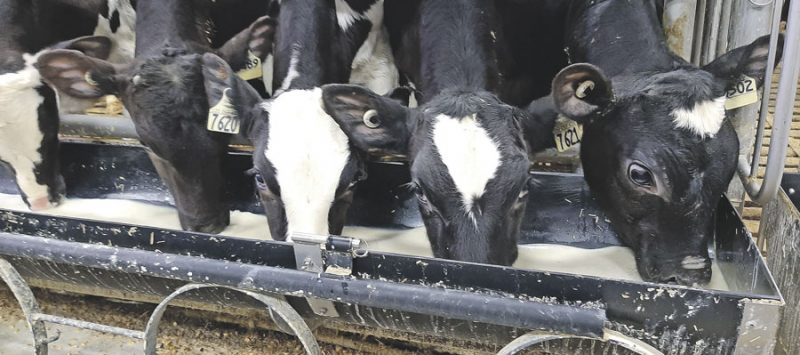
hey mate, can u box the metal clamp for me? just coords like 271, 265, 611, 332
291, 232, 367, 317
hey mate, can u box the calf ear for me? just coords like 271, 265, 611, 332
551, 63, 613, 123
703, 34, 782, 87
321, 84, 413, 156
35, 50, 119, 98
50, 35, 112, 60
201, 53, 264, 118
216, 15, 276, 70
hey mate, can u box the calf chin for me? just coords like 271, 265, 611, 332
636, 253, 712, 286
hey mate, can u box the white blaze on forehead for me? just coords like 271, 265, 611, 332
671, 97, 726, 138
0, 53, 50, 205
681, 255, 708, 270
432, 114, 501, 212
263, 88, 351, 238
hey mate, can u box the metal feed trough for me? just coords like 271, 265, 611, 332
0, 1, 798, 355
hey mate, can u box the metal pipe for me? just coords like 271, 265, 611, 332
0, 232, 608, 338
692, 0, 709, 65
749, 0, 785, 176
739, 0, 800, 205
716, 0, 733, 55
59, 114, 251, 146
703, 0, 724, 64
31, 314, 145, 339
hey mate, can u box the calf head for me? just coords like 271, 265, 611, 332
201, 54, 365, 240
0, 35, 110, 210
36, 16, 275, 233
321, 84, 530, 265
551, 35, 778, 285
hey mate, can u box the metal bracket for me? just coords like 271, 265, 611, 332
291, 233, 367, 317
733, 299, 783, 355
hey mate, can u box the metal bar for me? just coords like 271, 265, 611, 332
749, 0, 785, 176
31, 314, 145, 339
143, 284, 320, 355
496, 329, 663, 355
703, 0, 724, 64
725, 0, 777, 210
739, 0, 800, 205
59, 114, 251, 146
691, 0, 709, 65
716, 0, 733, 55
0, 232, 608, 338
0, 258, 52, 355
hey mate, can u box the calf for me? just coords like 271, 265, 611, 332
547, 0, 779, 285
36, 0, 275, 233
203, 0, 397, 240
0, 0, 125, 210
318, 0, 530, 265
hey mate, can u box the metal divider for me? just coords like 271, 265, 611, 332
739, 0, 800, 205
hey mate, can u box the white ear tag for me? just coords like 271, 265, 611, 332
236, 51, 263, 80
207, 88, 241, 134
553, 115, 583, 152
724, 75, 759, 110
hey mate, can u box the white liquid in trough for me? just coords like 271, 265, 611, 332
0, 193, 729, 290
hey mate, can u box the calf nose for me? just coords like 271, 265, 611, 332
29, 196, 53, 211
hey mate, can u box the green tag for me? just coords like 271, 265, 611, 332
236, 51, 263, 80
724, 75, 759, 110
553, 115, 583, 152
207, 88, 240, 135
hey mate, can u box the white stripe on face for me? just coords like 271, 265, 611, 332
277, 46, 301, 94
0, 53, 50, 208
432, 113, 501, 215
263, 88, 351, 239
672, 97, 726, 138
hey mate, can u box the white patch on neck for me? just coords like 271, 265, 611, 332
92, 0, 137, 63
276, 46, 301, 94
0, 53, 51, 205
432, 114, 501, 215
671, 97, 726, 138
263, 88, 351, 239
339, 0, 398, 95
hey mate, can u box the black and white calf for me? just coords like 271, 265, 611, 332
36, 0, 275, 233
0, 0, 128, 210
211, 0, 397, 240
546, 0, 780, 285
319, 0, 530, 265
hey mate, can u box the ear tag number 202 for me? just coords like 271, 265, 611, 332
207, 88, 241, 135
553, 115, 583, 152
724, 75, 759, 110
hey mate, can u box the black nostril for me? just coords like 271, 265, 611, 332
664, 276, 679, 284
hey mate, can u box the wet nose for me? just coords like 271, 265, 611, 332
183, 211, 230, 234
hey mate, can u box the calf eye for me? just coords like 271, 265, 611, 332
628, 163, 654, 187
254, 173, 268, 191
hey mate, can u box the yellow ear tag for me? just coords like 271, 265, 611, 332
553, 115, 583, 152
724, 75, 759, 110
236, 51, 263, 80
207, 88, 240, 134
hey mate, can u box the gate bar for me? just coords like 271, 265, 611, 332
738, 0, 800, 205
